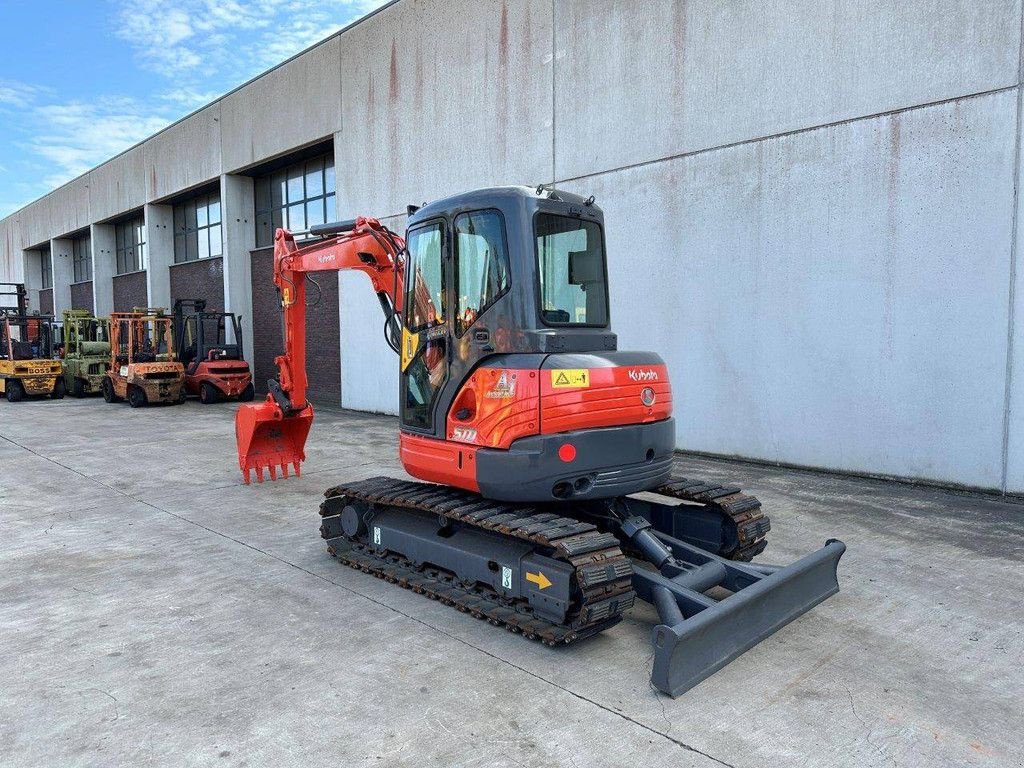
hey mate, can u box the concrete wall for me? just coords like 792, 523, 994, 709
564, 93, 1016, 490
2, 0, 1023, 493
220, 38, 341, 172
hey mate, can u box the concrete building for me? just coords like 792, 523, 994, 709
1, 0, 1022, 495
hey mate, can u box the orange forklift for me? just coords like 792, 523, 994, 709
172, 299, 253, 404
103, 307, 185, 407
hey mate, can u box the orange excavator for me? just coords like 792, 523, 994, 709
235, 186, 845, 696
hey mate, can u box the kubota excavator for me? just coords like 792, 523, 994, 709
235, 186, 845, 696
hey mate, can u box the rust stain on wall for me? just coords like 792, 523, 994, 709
496, 1, 510, 164
883, 113, 902, 356
671, 0, 688, 111
389, 41, 400, 102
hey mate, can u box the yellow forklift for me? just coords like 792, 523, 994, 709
0, 283, 63, 402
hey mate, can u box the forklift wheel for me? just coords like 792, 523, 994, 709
128, 387, 147, 408
72, 378, 85, 398
178, 389, 187, 405
199, 382, 220, 404
51, 379, 66, 400
239, 382, 255, 402
102, 378, 119, 403
5, 381, 24, 402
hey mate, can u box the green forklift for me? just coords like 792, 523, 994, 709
59, 309, 111, 397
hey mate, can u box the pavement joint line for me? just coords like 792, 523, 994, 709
1, 427, 734, 765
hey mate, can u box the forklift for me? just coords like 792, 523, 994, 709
103, 307, 185, 407
59, 309, 111, 397
0, 283, 63, 402
172, 299, 254, 404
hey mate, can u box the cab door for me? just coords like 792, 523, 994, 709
400, 220, 449, 436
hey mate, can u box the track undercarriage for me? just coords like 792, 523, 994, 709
320, 474, 844, 697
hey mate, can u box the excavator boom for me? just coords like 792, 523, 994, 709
235, 218, 405, 483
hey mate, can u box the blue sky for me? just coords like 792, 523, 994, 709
0, 0, 386, 218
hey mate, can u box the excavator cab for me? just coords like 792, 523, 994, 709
394, 188, 674, 501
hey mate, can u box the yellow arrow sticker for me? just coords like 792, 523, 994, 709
551, 369, 589, 388
526, 571, 552, 590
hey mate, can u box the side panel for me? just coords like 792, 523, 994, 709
541, 354, 672, 434
399, 432, 480, 493
446, 367, 541, 450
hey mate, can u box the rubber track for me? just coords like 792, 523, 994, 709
652, 475, 771, 561
320, 477, 636, 645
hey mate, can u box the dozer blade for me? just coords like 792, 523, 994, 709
635, 538, 845, 697
235, 399, 314, 483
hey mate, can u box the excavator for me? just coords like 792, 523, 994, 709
235, 186, 845, 697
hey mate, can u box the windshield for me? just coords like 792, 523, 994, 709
0, 317, 55, 359
535, 213, 608, 326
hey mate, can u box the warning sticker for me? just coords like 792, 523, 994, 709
551, 369, 590, 388
485, 370, 516, 399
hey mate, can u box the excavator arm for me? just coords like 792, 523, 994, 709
235, 217, 407, 483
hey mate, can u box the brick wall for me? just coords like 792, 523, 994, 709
169, 258, 225, 312
38, 288, 53, 315
250, 248, 340, 404
70, 282, 93, 311
112, 271, 148, 312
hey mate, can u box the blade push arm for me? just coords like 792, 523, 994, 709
270, 217, 406, 414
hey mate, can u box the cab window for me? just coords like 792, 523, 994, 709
405, 223, 445, 332
454, 209, 510, 336
535, 213, 609, 326
402, 222, 448, 431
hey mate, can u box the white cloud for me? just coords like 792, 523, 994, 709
0, 0, 389, 217
0, 80, 51, 108
157, 87, 222, 111
114, 0, 387, 79
29, 97, 174, 189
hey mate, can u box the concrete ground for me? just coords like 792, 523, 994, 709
1, 398, 1021, 768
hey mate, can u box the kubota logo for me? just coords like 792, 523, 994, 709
628, 369, 659, 382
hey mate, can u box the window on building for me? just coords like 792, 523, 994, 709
254, 154, 336, 247
72, 235, 92, 283
115, 218, 146, 274
173, 193, 223, 263
40, 249, 52, 289
454, 210, 510, 337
